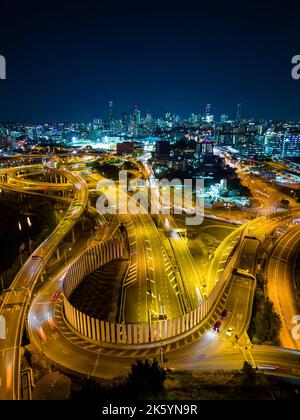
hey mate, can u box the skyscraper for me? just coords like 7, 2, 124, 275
221, 114, 229, 123
236, 103, 242, 122
108, 101, 115, 125
205, 104, 214, 123
122, 112, 129, 132
206, 104, 212, 118
133, 105, 141, 126
196, 141, 214, 156
145, 106, 152, 120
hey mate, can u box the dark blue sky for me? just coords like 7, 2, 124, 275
0, 0, 300, 122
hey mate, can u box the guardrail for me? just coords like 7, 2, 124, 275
62, 230, 244, 345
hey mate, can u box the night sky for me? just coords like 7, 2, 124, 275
0, 0, 300, 122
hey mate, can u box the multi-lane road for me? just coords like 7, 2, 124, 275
147, 164, 204, 310
101, 182, 182, 324
26, 208, 300, 383
26, 213, 300, 384
233, 160, 299, 215
267, 225, 300, 350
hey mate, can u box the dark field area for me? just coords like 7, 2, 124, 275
0, 192, 57, 289
164, 371, 300, 400
69, 260, 128, 321
0, 192, 23, 272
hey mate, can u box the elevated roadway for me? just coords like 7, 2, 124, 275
0, 167, 89, 400
267, 225, 300, 350
26, 208, 300, 385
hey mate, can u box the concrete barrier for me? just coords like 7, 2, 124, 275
62, 234, 234, 345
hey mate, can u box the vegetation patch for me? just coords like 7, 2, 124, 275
248, 289, 281, 345
70, 361, 300, 401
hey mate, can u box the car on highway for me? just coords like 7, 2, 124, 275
221, 309, 228, 320
213, 321, 221, 333
226, 327, 234, 337
51, 291, 60, 303
48, 318, 57, 330
38, 327, 47, 343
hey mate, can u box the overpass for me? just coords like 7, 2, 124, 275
1, 159, 300, 399
26, 209, 300, 384
0, 165, 89, 400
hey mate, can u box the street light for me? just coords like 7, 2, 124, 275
224, 203, 233, 216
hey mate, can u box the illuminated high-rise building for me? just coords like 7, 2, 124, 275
221, 114, 229, 123
133, 105, 141, 126
122, 112, 129, 132
196, 141, 214, 156
145, 106, 152, 120
205, 104, 214, 123
236, 103, 242, 122
190, 113, 201, 125
206, 104, 212, 117
108, 101, 115, 125
283, 134, 300, 157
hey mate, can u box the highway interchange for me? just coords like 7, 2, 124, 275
0, 154, 300, 399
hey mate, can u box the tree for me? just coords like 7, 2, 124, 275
121, 161, 136, 171
91, 161, 120, 180
241, 362, 256, 385
254, 298, 281, 344
127, 359, 167, 398
72, 379, 104, 401
281, 198, 290, 208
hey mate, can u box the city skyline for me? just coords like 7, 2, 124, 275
0, 100, 299, 125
